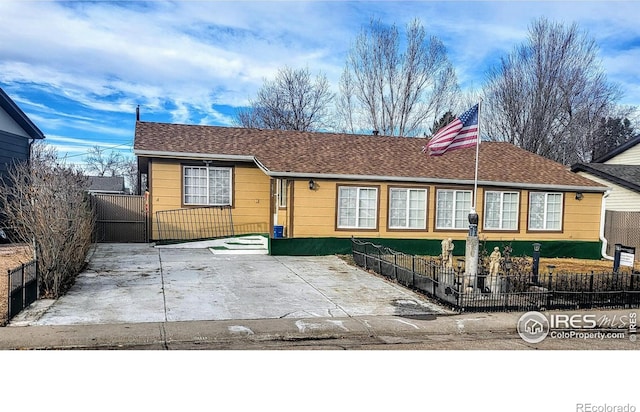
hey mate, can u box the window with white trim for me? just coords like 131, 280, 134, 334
183, 166, 232, 206
337, 186, 378, 229
389, 188, 427, 229
436, 189, 472, 229
528, 192, 563, 230
484, 191, 519, 230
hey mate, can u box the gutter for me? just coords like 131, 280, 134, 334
264, 170, 608, 193
133, 150, 256, 163
600, 189, 614, 261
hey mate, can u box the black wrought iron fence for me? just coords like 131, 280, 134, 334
351, 238, 640, 312
6, 260, 38, 323
155, 205, 234, 243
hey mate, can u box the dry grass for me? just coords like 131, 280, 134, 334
0, 244, 34, 325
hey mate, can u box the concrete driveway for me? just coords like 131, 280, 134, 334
12, 243, 449, 326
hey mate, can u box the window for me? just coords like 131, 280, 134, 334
183, 166, 232, 206
337, 186, 378, 229
528, 192, 563, 231
436, 189, 472, 229
389, 188, 427, 229
277, 179, 287, 208
484, 191, 519, 230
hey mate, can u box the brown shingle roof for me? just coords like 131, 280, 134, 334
134, 121, 606, 191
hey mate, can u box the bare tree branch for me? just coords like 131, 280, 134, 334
0, 142, 94, 298
483, 18, 622, 164
236, 66, 334, 131
338, 18, 459, 137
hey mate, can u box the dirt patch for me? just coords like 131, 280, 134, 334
0, 244, 34, 325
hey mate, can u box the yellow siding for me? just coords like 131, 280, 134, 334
287, 179, 603, 242
146, 160, 603, 242
148, 159, 271, 239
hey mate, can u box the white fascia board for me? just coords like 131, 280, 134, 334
264, 171, 608, 193
134, 150, 255, 163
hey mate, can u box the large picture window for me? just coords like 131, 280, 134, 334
528, 192, 563, 231
389, 188, 427, 229
183, 166, 232, 206
436, 189, 472, 229
337, 186, 378, 229
484, 191, 519, 230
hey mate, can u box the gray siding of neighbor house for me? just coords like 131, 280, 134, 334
0, 129, 30, 179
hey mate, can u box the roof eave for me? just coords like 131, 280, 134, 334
0, 88, 46, 140
572, 164, 640, 193
134, 149, 256, 163
265, 171, 608, 193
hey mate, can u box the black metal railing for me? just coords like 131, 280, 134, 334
155, 205, 234, 243
6, 260, 38, 323
351, 238, 640, 312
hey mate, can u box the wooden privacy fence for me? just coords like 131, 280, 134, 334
91, 194, 148, 243
605, 211, 640, 260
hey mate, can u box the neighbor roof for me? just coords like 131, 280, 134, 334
134, 121, 606, 192
0, 87, 45, 140
87, 176, 125, 193
592, 135, 640, 163
571, 163, 640, 193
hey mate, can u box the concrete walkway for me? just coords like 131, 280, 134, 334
10, 243, 449, 327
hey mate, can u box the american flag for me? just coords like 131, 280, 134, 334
423, 104, 479, 156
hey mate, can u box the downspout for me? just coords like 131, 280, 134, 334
600, 189, 613, 261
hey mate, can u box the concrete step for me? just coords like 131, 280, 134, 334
209, 235, 269, 255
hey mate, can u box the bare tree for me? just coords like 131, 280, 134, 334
0, 142, 94, 298
338, 18, 459, 137
121, 156, 139, 194
236, 66, 334, 131
85, 145, 125, 177
483, 18, 622, 164
84, 146, 138, 193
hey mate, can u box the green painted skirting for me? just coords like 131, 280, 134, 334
270, 237, 603, 260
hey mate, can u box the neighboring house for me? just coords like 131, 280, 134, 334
0, 87, 46, 230
571, 135, 640, 258
0, 87, 45, 184
134, 121, 607, 257
572, 135, 640, 211
87, 176, 127, 194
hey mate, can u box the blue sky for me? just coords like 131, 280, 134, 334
1, 0, 640, 167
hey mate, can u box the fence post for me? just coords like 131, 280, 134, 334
432, 264, 437, 297
503, 277, 509, 311
589, 272, 594, 309
6, 269, 9, 324
547, 273, 553, 309
393, 254, 398, 281
363, 243, 368, 271
630, 274, 635, 309
21, 264, 26, 311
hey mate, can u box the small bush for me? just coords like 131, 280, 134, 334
0, 143, 94, 298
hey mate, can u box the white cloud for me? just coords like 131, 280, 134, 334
1, 0, 640, 141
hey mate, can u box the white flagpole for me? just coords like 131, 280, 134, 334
472, 99, 482, 212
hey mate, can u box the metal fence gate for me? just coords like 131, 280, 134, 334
8, 260, 38, 321
91, 194, 148, 243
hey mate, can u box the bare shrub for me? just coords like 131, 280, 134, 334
0, 142, 94, 298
